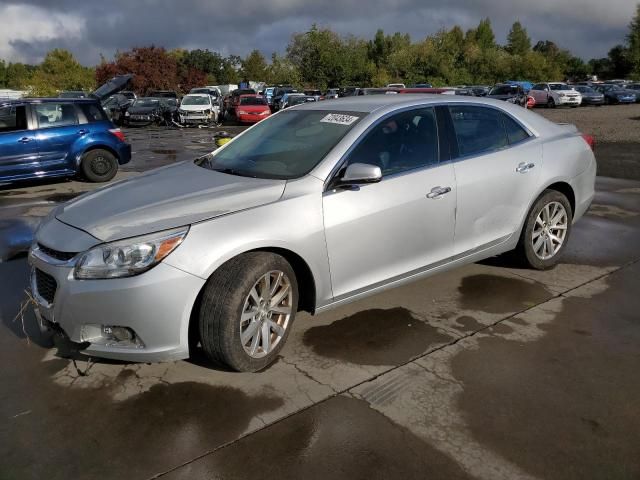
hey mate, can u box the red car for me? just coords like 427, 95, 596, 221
235, 95, 271, 124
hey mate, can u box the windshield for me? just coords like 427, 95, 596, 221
489, 85, 518, 95
550, 84, 571, 91
199, 110, 363, 180
134, 98, 160, 107
240, 97, 267, 105
182, 96, 211, 106
576, 86, 595, 93
290, 96, 313, 105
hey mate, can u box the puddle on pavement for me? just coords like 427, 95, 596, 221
454, 316, 484, 333
451, 266, 640, 480
303, 307, 453, 366
151, 148, 178, 155
173, 395, 472, 480
457, 274, 551, 314
45, 192, 81, 203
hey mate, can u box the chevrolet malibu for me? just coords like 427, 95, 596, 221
30, 95, 596, 372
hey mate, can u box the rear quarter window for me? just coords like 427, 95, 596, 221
502, 114, 531, 145
79, 103, 109, 123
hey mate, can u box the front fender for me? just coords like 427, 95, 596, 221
164, 189, 334, 308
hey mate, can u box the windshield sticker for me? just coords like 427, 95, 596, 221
320, 113, 359, 125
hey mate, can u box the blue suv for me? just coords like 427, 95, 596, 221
0, 75, 132, 184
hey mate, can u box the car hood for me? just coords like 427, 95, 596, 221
487, 94, 518, 100
90, 74, 133, 102
55, 161, 286, 242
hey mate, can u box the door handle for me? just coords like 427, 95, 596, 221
77, 129, 89, 135
426, 186, 452, 199
18, 137, 32, 143
516, 162, 535, 173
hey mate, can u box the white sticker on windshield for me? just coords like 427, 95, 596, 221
320, 113, 359, 125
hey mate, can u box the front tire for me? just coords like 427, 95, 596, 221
547, 97, 556, 108
515, 190, 573, 270
198, 252, 299, 372
80, 149, 118, 182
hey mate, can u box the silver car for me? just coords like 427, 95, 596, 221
30, 95, 596, 371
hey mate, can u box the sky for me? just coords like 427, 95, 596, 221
0, 0, 635, 65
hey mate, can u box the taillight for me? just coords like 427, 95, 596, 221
109, 128, 126, 142
581, 134, 595, 150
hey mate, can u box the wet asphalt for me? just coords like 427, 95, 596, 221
1, 125, 640, 480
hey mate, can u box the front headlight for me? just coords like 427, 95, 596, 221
74, 227, 189, 279
124, 111, 130, 116
204, 109, 211, 114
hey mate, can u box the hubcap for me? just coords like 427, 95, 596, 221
532, 201, 568, 260
240, 270, 293, 358
91, 155, 110, 175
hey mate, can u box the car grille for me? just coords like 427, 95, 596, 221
38, 243, 77, 262
35, 269, 57, 305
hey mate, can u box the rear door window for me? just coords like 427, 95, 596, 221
0, 105, 28, 133
34, 103, 78, 128
449, 106, 508, 157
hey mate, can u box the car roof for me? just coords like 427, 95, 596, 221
183, 93, 210, 97
2, 97, 99, 105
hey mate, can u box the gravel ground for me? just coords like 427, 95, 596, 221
536, 103, 640, 143
536, 104, 640, 179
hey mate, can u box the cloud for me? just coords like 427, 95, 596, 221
0, 0, 634, 65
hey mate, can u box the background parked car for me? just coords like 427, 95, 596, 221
626, 83, 640, 102
272, 86, 297, 111
263, 87, 276, 107
189, 86, 223, 114
573, 86, 605, 106
124, 97, 178, 126
409, 83, 433, 88
486, 83, 528, 107
235, 95, 271, 124
530, 83, 582, 108
147, 90, 178, 100
304, 89, 324, 101
286, 95, 317, 107
280, 92, 309, 108
0, 98, 130, 183
102, 93, 134, 125
225, 88, 256, 116
324, 88, 340, 100
594, 84, 637, 105
179, 93, 219, 125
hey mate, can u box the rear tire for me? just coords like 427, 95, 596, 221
515, 190, 573, 270
198, 252, 299, 372
547, 97, 556, 108
80, 149, 118, 182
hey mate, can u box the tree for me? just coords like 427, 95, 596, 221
475, 18, 496, 50
626, 4, 640, 77
506, 21, 531, 56
29, 49, 94, 96
0, 60, 7, 88
533, 40, 560, 56
608, 44, 632, 78
267, 53, 301, 86
242, 50, 268, 81
4, 62, 34, 90
182, 49, 226, 83
96, 46, 179, 94
565, 57, 591, 81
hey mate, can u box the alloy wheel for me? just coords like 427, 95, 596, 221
532, 201, 568, 260
240, 270, 293, 358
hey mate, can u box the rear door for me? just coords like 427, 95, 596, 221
446, 105, 542, 255
32, 102, 82, 172
0, 104, 39, 180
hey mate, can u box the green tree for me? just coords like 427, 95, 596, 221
506, 21, 531, 56
5, 62, 34, 90
565, 56, 591, 80
475, 18, 496, 50
182, 49, 226, 83
608, 44, 632, 78
626, 5, 640, 77
30, 49, 94, 96
267, 53, 301, 86
241, 50, 268, 81
0, 60, 6, 88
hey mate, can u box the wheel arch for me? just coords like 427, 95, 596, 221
186, 246, 319, 354
75, 143, 120, 169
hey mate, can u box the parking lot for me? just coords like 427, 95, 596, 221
1, 106, 640, 479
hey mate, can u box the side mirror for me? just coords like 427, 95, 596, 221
340, 163, 382, 186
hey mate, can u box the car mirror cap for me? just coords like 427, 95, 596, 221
341, 163, 382, 185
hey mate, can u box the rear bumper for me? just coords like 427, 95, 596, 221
570, 153, 597, 223
115, 142, 132, 165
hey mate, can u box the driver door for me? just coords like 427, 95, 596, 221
322, 107, 457, 300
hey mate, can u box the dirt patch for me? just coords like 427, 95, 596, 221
303, 307, 453, 366
458, 274, 551, 314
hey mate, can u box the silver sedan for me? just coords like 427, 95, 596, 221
30, 95, 596, 371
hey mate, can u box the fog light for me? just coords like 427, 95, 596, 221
80, 324, 144, 348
